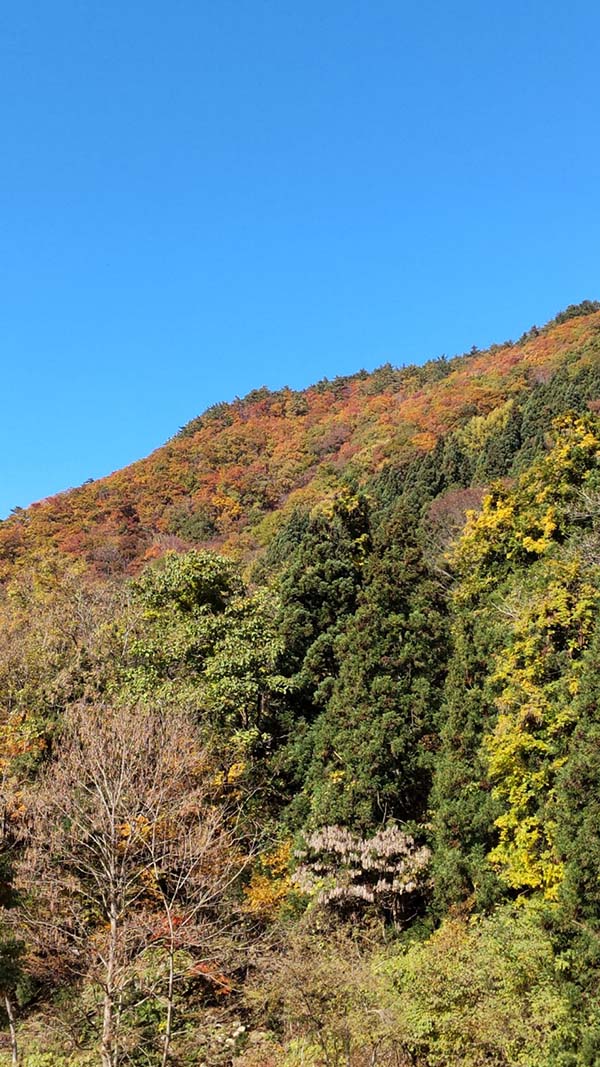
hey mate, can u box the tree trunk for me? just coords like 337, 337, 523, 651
101, 897, 118, 1067
112, 988, 124, 1067
4, 994, 18, 1067
160, 925, 175, 1067
101, 987, 113, 1067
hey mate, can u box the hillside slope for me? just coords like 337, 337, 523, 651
4, 302, 600, 1064
2, 303, 600, 578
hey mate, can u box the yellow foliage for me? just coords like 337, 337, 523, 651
484, 559, 599, 899
329, 769, 345, 782
212, 759, 247, 788
451, 413, 600, 601
243, 840, 293, 919
227, 760, 246, 782
457, 399, 515, 454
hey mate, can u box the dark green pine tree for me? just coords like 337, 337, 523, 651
276, 491, 371, 822
398, 438, 447, 514
551, 617, 600, 1063
300, 504, 448, 832
514, 362, 600, 474
277, 489, 371, 714
472, 409, 523, 482
430, 604, 504, 912
439, 435, 475, 490
557, 617, 600, 928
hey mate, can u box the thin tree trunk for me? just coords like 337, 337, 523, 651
101, 985, 113, 1067
112, 987, 124, 1067
4, 993, 18, 1067
102, 895, 118, 1067
160, 925, 175, 1067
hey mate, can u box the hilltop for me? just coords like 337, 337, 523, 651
2, 301, 600, 581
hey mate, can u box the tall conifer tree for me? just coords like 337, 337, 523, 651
301, 505, 447, 831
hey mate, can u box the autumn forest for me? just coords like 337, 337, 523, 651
2, 300, 600, 1065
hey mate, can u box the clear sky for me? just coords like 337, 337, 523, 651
2, 1, 599, 517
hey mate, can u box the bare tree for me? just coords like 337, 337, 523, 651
134, 746, 251, 1066
14, 702, 250, 1067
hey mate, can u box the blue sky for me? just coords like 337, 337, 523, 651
2, 1, 599, 517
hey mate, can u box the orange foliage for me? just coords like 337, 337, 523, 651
1, 312, 599, 579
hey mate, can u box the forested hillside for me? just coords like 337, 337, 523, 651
3, 300, 600, 578
2, 301, 600, 1065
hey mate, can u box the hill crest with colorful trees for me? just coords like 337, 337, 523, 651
2, 300, 600, 580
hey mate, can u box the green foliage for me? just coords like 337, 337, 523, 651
133, 548, 243, 614
0, 934, 22, 1003
553, 300, 600, 325
380, 906, 570, 1066
201, 587, 292, 772
250, 508, 311, 584
556, 614, 600, 925
277, 490, 371, 712
454, 414, 600, 594
433, 413, 600, 909
5, 309, 600, 1061
431, 603, 505, 911
123, 551, 290, 806
125, 550, 254, 704
301, 505, 447, 830
514, 361, 600, 472
168, 501, 218, 541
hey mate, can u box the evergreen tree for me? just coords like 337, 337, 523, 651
472, 408, 522, 482
557, 617, 600, 927
276, 491, 371, 824
277, 490, 371, 714
440, 435, 475, 489
514, 363, 600, 473
431, 606, 504, 911
300, 505, 448, 831
398, 438, 447, 514
550, 617, 600, 1066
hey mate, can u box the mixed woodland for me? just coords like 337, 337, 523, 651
2, 301, 600, 1064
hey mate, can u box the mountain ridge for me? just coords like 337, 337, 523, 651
3, 301, 600, 579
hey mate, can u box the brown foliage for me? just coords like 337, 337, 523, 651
12, 703, 250, 1067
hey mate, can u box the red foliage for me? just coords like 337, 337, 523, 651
1, 312, 599, 579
